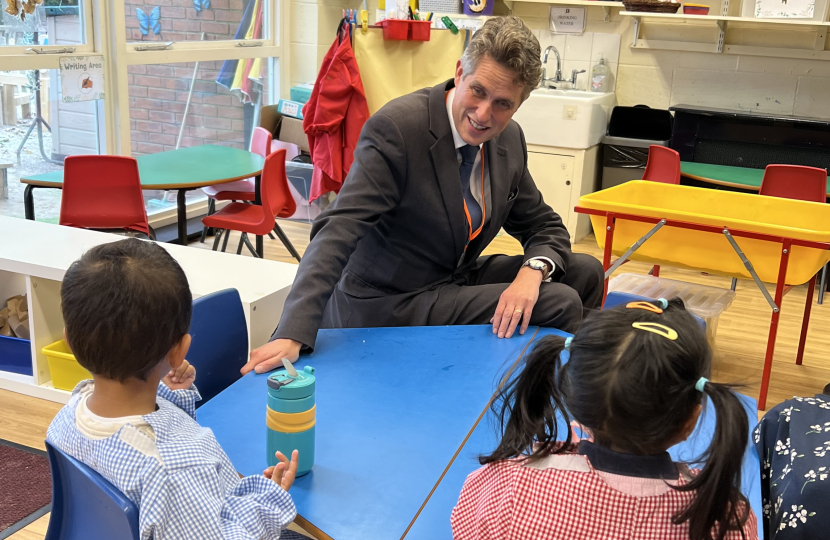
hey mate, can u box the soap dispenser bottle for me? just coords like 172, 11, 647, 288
590, 57, 611, 93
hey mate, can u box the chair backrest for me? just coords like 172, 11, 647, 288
759, 164, 827, 203
60, 155, 150, 236
251, 126, 274, 159
44, 441, 140, 540
188, 288, 248, 406
262, 148, 297, 220
642, 145, 681, 185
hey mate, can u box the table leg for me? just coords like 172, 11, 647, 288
796, 274, 816, 366
176, 189, 189, 246
601, 214, 615, 305
254, 173, 263, 258
758, 240, 791, 411
24, 184, 35, 220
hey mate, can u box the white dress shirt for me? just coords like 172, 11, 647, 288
446, 88, 554, 280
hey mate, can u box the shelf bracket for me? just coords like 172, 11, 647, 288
716, 20, 728, 53
603, 6, 611, 22
632, 15, 641, 47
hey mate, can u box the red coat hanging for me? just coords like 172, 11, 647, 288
302, 24, 370, 203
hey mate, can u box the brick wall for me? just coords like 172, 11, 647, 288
124, 0, 260, 155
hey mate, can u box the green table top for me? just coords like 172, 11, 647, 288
681, 161, 830, 195
20, 145, 265, 190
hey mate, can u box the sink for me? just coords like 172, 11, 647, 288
512, 88, 616, 149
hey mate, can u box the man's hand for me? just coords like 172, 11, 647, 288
490, 266, 543, 339
163, 359, 196, 390
242, 338, 302, 375
263, 450, 299, 492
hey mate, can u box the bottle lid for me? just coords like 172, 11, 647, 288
267, 365, 316, 399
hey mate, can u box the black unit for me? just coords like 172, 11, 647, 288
601, 105, 674, 190
669, 104, 830, 171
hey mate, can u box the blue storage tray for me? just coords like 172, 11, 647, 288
0, 334, 33, 376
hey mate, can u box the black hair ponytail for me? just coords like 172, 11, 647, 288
480, 336, 571, 464
673, 380, 750, 540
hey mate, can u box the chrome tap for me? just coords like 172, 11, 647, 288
540, 46, 566, 89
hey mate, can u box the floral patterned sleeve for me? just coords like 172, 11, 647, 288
754, 394, 830, 540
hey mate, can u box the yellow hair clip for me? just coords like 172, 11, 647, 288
632, 322, 678, 340
626, 301, 663, 314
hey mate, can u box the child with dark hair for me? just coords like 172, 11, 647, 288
452, 298, 758, 540
47, 238, 304, 540
754, 384, 830, 539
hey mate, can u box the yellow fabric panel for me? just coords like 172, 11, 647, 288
353, 27, 466, 115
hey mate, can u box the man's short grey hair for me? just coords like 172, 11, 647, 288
460, 16, 542, 101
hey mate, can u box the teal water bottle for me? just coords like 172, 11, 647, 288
266, 362, 316, 476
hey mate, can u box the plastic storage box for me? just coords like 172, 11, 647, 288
0, 335, 32, 376
42, 339, 92, 391
608, 273, 736, 346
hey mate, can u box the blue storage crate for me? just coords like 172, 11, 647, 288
0, 334, 33, 376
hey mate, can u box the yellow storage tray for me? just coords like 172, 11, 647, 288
42, 339, 92, 391
579, 181, 830, 285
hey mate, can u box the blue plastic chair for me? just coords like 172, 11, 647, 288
188, 288, 249, 408
44, 440, 140, 540
604, 291, 706, 331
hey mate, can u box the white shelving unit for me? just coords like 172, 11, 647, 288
0, 216, 298, 403
620, 8, 830, 58
502, 0, 624, 20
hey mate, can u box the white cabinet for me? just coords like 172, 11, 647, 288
0, 217, 297, 403
527, 144, 600, 243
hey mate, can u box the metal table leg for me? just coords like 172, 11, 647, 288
758, 240, 791, 411
176, 189, 190, 246
796, 274, 816, 366
254, 173, 263, 258
601, 214, 616, 304
24, 184, 36, 220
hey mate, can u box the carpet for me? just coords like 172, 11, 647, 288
0, 440, 52, 539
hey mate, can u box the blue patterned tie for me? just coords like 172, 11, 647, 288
459, 144, 482, 237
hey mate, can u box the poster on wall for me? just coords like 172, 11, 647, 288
60, 56, 105, 102
755, 0, 815, 18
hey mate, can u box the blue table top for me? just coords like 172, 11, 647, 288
199, 325, 762, 539
197, 325, 544, 540
404, 327, 763, 539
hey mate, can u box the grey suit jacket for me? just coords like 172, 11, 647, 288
273, 79, 573, 349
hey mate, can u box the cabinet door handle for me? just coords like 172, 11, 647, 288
565, 180, 571, 186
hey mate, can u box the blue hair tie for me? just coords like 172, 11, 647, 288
564, 337, 573, 350
695, 377, 709, 392
657, 298, 669, 309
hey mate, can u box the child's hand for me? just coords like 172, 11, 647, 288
263, 450, 299, 492
163, 360, 196, 390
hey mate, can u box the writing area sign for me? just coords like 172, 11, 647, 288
60, 56, 105, 103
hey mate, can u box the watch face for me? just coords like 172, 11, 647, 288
528, 260, 545, 270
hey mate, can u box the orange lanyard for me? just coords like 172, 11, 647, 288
463, 145, 486, 244
445, 91, 487, 246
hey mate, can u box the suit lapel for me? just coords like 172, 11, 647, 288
482, 137, 509, 242
429, 80, 467, 258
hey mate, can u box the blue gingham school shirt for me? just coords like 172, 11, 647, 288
47, 380, 305, 540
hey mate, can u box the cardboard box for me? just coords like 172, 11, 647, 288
277, 99, 304, 120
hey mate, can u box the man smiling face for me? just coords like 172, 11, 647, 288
451, 55, 526, 147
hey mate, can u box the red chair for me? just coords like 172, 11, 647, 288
758, 164, 829, 306
59, 155, 153, 238
759, 164, 827, 203
642, 145, 681, 185
637, 145, 681, 277
202, 149, 302, 261
199, 127, 275, 243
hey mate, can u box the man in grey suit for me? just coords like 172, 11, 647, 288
243, 16, 603, 374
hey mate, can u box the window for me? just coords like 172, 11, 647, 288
0, 0, 286, 222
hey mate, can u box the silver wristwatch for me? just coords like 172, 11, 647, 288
522, 259, 549, 277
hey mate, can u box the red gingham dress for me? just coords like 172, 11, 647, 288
451, 452, 758, 540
